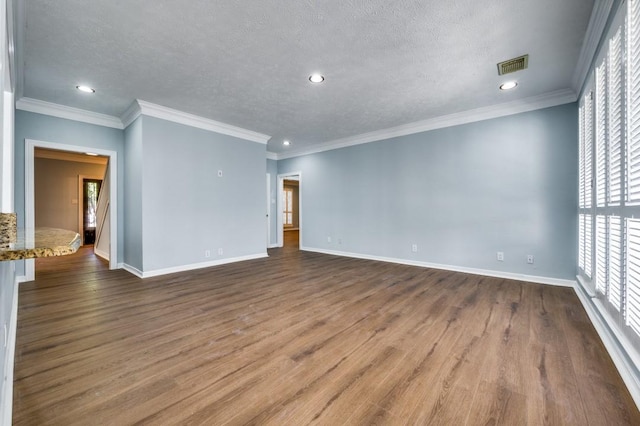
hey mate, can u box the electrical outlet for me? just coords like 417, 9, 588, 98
527, 255, 534, 264
497, 251, 504, 261
327, 236, 332, 243
217, 248, 223, 256
411, 244, 418, 253
205, 250, 211, 258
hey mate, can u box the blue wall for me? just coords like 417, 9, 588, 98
138, 116, 267, 272
14, 110, 125, 274
279, 103, 578, 280
267, 159, 277, 246
124, 117, 143, 270
14, 110, 269, 276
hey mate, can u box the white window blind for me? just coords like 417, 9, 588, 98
609, 27, 624, 205
585, 214, 593, 278
579, 214, 586, 271
596, 64, 608, 207
585, 94, 594, 209
626, 218, 640, 334
580, 1, 640, 342
609, 216, 623, 310
629, 0, 640, 204
579, 105, 586, 208
596, 215, 608, 294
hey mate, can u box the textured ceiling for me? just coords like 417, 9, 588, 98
20, 0, 595, 154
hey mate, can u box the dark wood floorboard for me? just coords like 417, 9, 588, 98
12, 238, 640, 425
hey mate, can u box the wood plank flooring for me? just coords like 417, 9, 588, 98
12, 240, 640, 425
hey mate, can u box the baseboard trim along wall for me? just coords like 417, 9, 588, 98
301, 246, 576, 287
93, 248, 109, 262
122, 253, 268, 279
574, 281, 640, 408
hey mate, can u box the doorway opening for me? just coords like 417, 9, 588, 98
24, 139, 118, 282
277, 172, 301, 249
82, 178, 102, 245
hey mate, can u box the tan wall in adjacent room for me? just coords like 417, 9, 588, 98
35, 157, 107, 233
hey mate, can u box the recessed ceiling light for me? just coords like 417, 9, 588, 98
283, 140, 291, 146
309, 74, 324, 83
76, 85, 95, 93
85, 152, 99, 156
500, 81, 518, 91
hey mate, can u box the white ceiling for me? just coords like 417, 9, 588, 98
19, 0, 595, 154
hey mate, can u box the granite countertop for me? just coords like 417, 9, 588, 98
0, 227, 82, 261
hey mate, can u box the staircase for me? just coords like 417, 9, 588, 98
94, 163, 110, 260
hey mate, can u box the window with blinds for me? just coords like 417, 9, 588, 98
609, 216, 622, 310
596, 215, 607, 293
579, 214, 586, 271
579, 105, 586, 209
585, 215, 592, 279
630, 0, 640, 204
596, 64, 607, 207
585, 96, 593, 209
609, 27, 623, 205
627, 219, 640, 334
579, 0, 640, 341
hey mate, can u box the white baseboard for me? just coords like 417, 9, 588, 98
94, 248, 109, 261
1, 275, 19, 425
122, 263, 144, 278
267, 244, 279, 249
574, 282, 640, 408
300, 246, 576, 287
123, 252, 268, 279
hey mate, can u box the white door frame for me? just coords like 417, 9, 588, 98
266, 173, 271, 248
25, 139, 119, 281
78, 174, 105, 245
277, 171, 302, 248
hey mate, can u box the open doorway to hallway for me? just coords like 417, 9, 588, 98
277, 172, 301, 249
80, 177, 103, 245
24, 139, 119, 281
34, 147, 109, 263
282, 177, 299, 248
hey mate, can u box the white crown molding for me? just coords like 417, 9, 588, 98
19, 85, 573, 157
300, 246, 577, 288
16, 97, 124, 129
120, 100, 141, 128
16, 97, 272, 145
276, 88, 577, 160
135, 100, 270, 144
571, 0, 615, 95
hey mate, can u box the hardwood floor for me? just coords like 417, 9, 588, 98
12, 246, 640, 425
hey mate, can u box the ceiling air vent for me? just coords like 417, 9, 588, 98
497, 54, 529, 75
